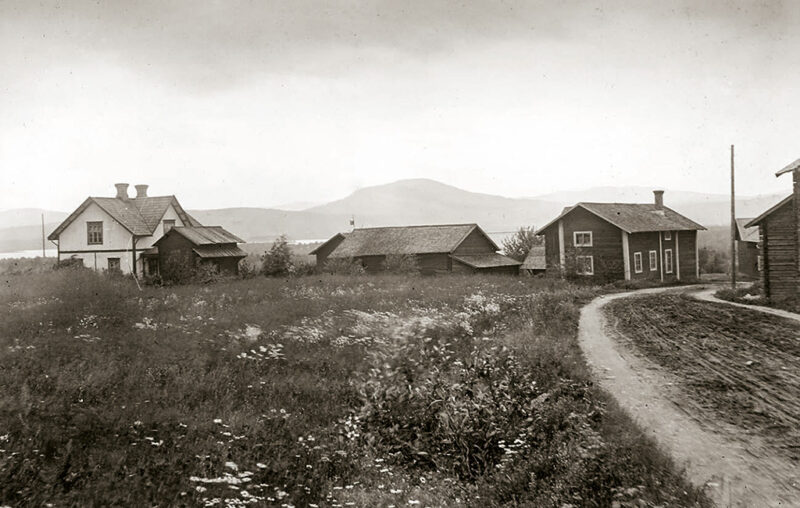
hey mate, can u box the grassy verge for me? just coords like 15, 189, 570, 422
0, 271, 708, 506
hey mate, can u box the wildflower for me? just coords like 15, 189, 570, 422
390, 489, 402, 494
196, 486, 208, 493
213, 419, 223, 424
225, 461, 238, 471
408, 501, 420, 506
256, 463, 267, 469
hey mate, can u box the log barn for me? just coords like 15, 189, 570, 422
311, 224, 521, 274
735, 218, 760, 279
537, 191, 705, 282
745, 158, 800, 302
153, 226, 247, 276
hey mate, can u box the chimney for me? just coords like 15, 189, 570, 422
135, 184, 149, 198
653, 190, 664, 210
115, 183, 129, 200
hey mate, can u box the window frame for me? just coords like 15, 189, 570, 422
633, 252, 643, 273
576, 255, 594, 275
664, 231, 672, 241
649, 250, 658, 271
573, 231, 593, 247
163, 219, 176, 233
107, 257, 121, 272
664, 248, 674, 274
87, 221, 103, 245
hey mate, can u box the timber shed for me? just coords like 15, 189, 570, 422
311, 224, 521, 274
735, 218, 760, 278
537, 191, 705, 283
745, 158, 800, 301
153, 226, 246, 276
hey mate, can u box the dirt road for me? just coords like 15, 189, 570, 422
580, 287, 800, 507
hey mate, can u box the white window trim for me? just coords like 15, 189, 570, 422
664, 248, 674, 274
633, 252, 643, 273
576, 255, 594, 275
664, 231, 672, 241
649, 250, 658, 271
573, 231, 593, 247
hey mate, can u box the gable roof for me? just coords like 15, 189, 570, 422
776, 158, 800, 177
452, 253, 521, 269
520, 245, 546, 270
327, 224, 498, 258
156, 226, 244, 246
48, 195, 201, 240
538, 202, 706, 234
745, 194, 792, 228
308, 232, 347, 255
735, 218, 759, 242
192, 244, 247, 259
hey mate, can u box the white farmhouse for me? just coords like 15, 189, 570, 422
48, 183, 201, 275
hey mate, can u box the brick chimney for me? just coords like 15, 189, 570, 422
135, 184, 149, 198
115, 183, 129, 200
653, 190, 664, 210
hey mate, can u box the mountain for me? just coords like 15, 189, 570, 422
306, 179, 563, 232
0, 180, 791, 253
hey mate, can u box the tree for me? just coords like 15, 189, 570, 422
502, 226, 542, 262
262, 235, 294, 276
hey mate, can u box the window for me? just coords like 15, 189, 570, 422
633, 252, 643, 273
87, 221, 103, 245
649, 250, 658, 271
664, 231, 671, 241
757, 255, 763, 272
664, 248, 673, 274
108, 257, 121, 273
573, 231, 593, 247
576, 255, 594, 275
163, 219, 176, 233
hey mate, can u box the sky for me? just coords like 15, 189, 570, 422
2, 0, 800, 211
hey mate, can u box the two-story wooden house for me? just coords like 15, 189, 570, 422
47, 183, 201, 275
537, 191, 705, 282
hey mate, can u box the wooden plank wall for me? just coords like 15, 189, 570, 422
762, 201, 797, 301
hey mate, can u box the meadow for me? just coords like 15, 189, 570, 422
0, 269, 709, 507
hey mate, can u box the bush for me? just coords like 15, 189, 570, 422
160, 252, 196, 284
381, 254, 419, 274
238, 257, 260, 279
322, 257, 365, 275
502, 226, 541, 262
262, 235, 293, 276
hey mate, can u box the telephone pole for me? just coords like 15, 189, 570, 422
730, 145, 736, 289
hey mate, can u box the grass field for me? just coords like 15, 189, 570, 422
0, 270, 709, 507
607, 294, 800, 465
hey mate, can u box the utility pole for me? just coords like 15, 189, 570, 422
41, 213, 46, 258
730, 145, 736, 289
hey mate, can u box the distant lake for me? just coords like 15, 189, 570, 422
0, 249, 58, 260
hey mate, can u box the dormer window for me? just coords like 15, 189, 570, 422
87, 221, 103, 245
573, 231, 593, 247
163, 220, 176, 233
664, 231, 672, 240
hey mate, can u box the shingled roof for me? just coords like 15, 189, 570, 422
48, 195, 201, 240
156, 226, 244, 246
520, 245, 546, 271
327, 224, 497, 258
735, 218, 759, 243
538, 202, 705, 234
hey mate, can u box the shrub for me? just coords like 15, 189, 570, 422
160, 251, 196, 284
322, 257, 365, 275
238, 257, 260, 279
381, 254, 419, 274
502, 226, 541, 261
262, 235, 294, 276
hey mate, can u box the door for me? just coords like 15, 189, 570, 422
108, 257, 121, 273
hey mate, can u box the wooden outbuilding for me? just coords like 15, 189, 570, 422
537, 191, 705, 282
735, 218, 760, 278
153, 226, 246, 276
311, 224, 521, 275
745, 158, 800, 301
520, 245, 546, 275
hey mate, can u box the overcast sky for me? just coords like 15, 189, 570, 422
2, 0, 800, 211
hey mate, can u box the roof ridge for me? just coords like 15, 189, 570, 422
354, 223, 477, 231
